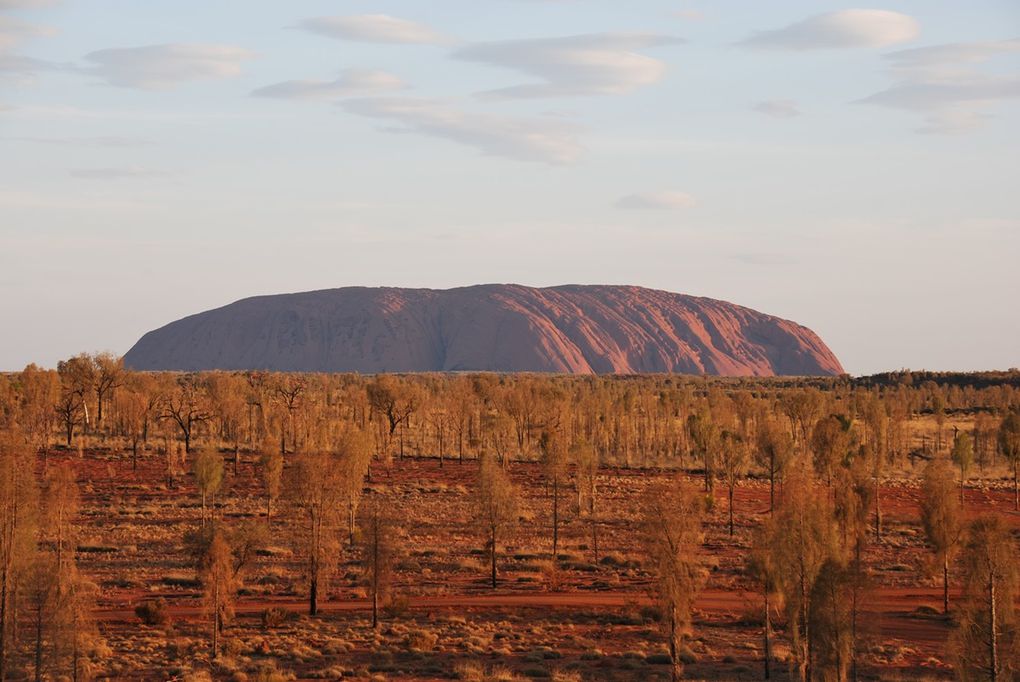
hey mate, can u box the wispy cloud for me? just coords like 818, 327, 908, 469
617, 190, 696, 210
297, 15, 447, 45
69, 167, 172, 180
5, 135, 152, 146
339, 97, 583, 164
752, 99, 800, 118
0, 15, 54, 51
82, 44, 255, 89
858, 38, 1020, 134
454, 33, 681, 98
740, 10, 919, 50
252, 69, 405, 101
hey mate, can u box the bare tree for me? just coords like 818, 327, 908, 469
91, 352, 123, 430
641, 478, 705, 682
475, 453, 518, 589
158, 375, 212, 454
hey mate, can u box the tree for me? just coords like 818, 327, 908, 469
920, 458, 963, 614
808, 558, 856, 682
756, 417, 794, 513
200, 530, 237, 658
44, 462, 80, 572
91, 352, 123, 430
998, 412, 1020, 510
950, 515, 1020, 681
366, 377, 418, 460
687, 410, 721, 494
766, 467, 838, 682
51, 561, 99, 682
359, 501, 397, 629
747, 528, 781, 680
158, 375, 212, 454
26, 553, 57, 682
193, 448, 224, 527
811, 415, 851, 487
0, 429, 40, 679
337, 427, 373, 546
272, 375, 305, 454
572, 439, 601, 563
719, 430, 750, 536
641, 479, 705, 682
951, 432, 975, 505
475, 453, 518, 588
286, 450, 345, 615
539, 428, 568, 557
258, 447, 283, 520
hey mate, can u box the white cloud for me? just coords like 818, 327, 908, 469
752, 99, 800, 118
454, 33, 681, 98
252, 69, 405, 101
298, 15, 447, 45
69, 167, 171, 180
617, 190, 696, 210
859, 39, 1020, 134
82, 44, 255, 89
339, 97, 583, 164
741, 10, 919, 50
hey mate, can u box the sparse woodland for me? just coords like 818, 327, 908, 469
0, 355, 1019, 680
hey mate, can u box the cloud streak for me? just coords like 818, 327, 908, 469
69, 167, 172, 180
617, 190, 696, 210
741, 10, 919, 50
298, 15, 447, 45
82, 44, 255, 89
339, 97, 583, 164
252, 69, 405, 101
752, 99, 800, 118
454, 33, 681, 98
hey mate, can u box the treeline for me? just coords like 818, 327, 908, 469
0, 354, 1020, 680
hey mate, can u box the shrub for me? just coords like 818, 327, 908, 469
405, 628, 439, 652
261, 607, 290, 628
135, 598, 170, 626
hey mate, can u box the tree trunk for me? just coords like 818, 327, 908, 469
728, 484, 735, 536
989, 571, 997, 682
490, 528, 497, 589
552, 478, 559, 558
943, 554, 949, 615
669, 612, 682, 682
309, 575, 318, 616
764, 589, 771, 680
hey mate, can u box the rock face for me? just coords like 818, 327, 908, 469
123, 284, 844, 376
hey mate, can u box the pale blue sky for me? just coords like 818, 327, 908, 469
1, 1, 1018, 373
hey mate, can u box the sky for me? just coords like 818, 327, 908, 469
1, 1, 1018, 375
